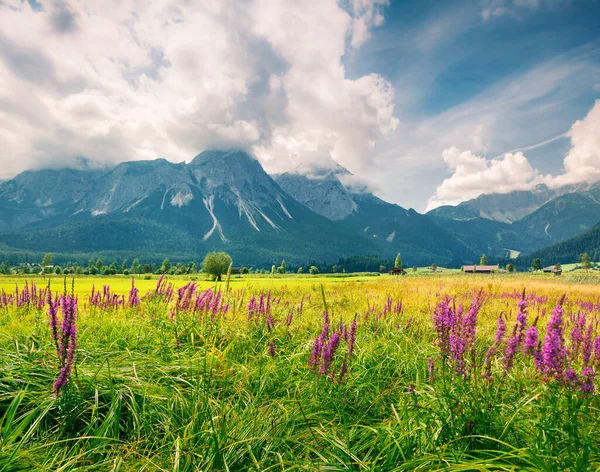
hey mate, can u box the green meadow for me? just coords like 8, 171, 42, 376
1, 273, 599, 470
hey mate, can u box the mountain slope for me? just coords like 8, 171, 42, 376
275, 165, 477, 264
518, 222, 600, 267
513, 182, 600, 244
0, 150, 474, 266
427, 184, 589, 224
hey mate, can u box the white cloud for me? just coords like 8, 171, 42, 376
0, 0, 395, 179
426, 100, 600, 210
481, 0, 571, 19
426, 148, 543, 210
552, 99, 600, 186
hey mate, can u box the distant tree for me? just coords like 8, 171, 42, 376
430, 264, 437, 272
394, 253, 403, 270
480, 254, 488, 266
271, 265, 276, 276
131, 258, 141, 274
201, 252, 232, 281
190, 262, 198, 274
240, 267, 250, 274
412, 266, 418, 273
160, 258, 171, 274
531, 258, 542, 272
506, 263, 515, 273
120, 259, 128, 274
379, 265, 386, 272
297, 267, 303, 274
96, 258, 104, 270
581, 253, 591, 271
332, 264, 338, 273
554, 262, 562, 271
88, 258, 96, 270
54, 266, 62, 275
90, 266, 98, 275
309, 265, 319, 275
278, 260, 286, 274
143, 264, 152, 274
41, 253, 53, 267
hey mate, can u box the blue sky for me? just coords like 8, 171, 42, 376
0, 0, 599, 212
346, 0, 600, 209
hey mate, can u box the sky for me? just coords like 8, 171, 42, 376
0, 0, 599, 212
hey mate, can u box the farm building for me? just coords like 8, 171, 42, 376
543, 266, 562, 276
463, 265, 499, 274
388, 267, 407, 275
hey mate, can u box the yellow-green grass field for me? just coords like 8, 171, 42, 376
1, 272, 599, 470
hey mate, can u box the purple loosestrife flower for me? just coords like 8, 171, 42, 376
541, 300, 567, 380
407, 383, 415, 393
504, 298, 528, 372
338, 359, 348, 383
320, 332, 341, 375
427, 357, 435, 383
582, 324, 594, 365
433, 297, 454, 356
47, 291, 60, 355
495, 315, 507, 345
524, 326, 539, 356
52, 294, 78, 393
482, 346, 496, 381
580, 367, 595, 394
564, 368, 579, 388
268, 341, 276, 357
592, 336, 600, 366
128, 278, 140, 307
347, 317, 357, 359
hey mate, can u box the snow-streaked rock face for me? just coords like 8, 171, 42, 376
274, 165, 358, 221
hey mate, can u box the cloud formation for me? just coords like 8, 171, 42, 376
0, 0, 397, 179
426, 100, 600, 210
481, 0, 572, 19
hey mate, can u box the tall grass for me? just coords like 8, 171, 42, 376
0, 275, 598, 470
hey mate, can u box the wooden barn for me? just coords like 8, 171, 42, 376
388, 267, 407, 275
543, 266, 562, 276
463, 265, 499, 274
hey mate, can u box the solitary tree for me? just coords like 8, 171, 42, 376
554, 262, 562, 271
297, 267, 303, 274
531, 258, 542, 272
412, 266, 418, 273
309, 265, 319, 275
506, 263, 515, 273
480, 254, 488, 266
394, 253, 403, 270
41, 253, 53, 267
201, 252, 232, 281
430, 264, 437, 272
160, 258, 172, 274
278, 260, 286, 274
379, 265, 386, 272
143, 264, 152, 274
131, 258, 141, 274
581, 253, 591, 271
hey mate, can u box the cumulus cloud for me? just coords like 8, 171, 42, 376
0, 0, 396, 179
426, 100, 600, 210
426, 148, 544, 209
552, 99, 600, 186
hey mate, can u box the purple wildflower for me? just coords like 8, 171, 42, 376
268, 341, 276, 357
541, 300, 567, 379
580, 367, 595, 394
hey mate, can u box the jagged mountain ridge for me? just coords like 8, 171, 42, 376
427, 184, 588, 224
0, 150, 476, 265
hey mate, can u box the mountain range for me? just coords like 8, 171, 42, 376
0, 150, 598, 267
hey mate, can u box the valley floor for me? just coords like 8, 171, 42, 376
1, 274, 599, 470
